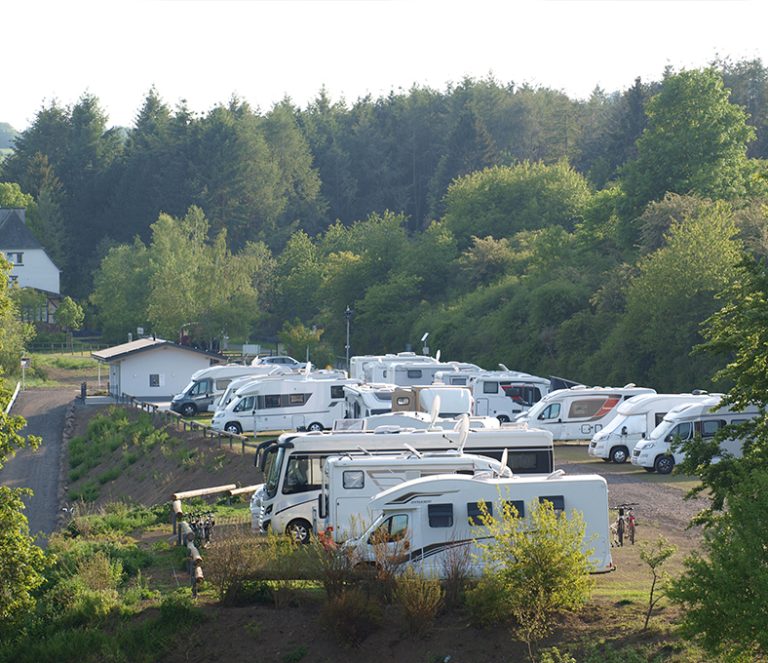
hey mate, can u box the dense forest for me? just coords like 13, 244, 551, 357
3, 59, 768, 391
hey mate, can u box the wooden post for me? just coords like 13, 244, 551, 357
172, 499, 183, 534
178, 520, 194, 546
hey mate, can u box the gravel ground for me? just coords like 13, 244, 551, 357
0, 388, 75, 544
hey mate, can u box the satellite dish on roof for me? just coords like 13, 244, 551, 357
435, 349, 441, 362
456, 413, 469, 453
429, 394, 441, 429
497, 448, 509, 478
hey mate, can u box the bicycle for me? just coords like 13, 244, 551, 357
188, 511, 216, 548
610, 503, 638, 547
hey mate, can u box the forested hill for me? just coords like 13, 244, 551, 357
3, 60, 768, 391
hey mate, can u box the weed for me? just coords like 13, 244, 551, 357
69, 481, 100, 503
321, 587, 382, 646
282, 645, 309, 662
395, 567, 444, 637
97, 467, 121, 485
243, 620, 263, 639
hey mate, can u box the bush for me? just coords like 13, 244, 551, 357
307, 536, 361, 599
395, 567, 444, 636
440, 542, 472, 609
465, 577, 512, 627
321, 587, 382, 646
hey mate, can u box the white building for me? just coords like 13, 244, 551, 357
92, 338, 224, 400
0, 208, 60, 294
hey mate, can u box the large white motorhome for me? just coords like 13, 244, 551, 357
343, 383, 473, 420
349, 353, 440, 382
170, 364, 289, 416
343, 383, 397, 419
250, 424, 555, 542
366, 359, 482, 387
345, 471, 613, 578
516, 385, 656, 441
631, 397, 759, 474
319, 451, 511, 542
210, 370, 357, 434
332, 411, 502, 431
588, 393, 719, 464
436, 368, 551, 421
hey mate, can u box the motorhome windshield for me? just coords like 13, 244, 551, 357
501, 383, 542, 407
525, 399, 548, 420
188, 379, 212, 396
264, 447, 284, 499
599, 413, 645, 437
649, 419, 693, 443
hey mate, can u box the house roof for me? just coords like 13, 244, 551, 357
0, 209, 44, 250
92, 338, 225, 363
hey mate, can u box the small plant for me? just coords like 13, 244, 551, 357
395, 567, 444, 636
97, 467, 121, 485
639, 536, 676, 630
282, 645, 309, 662
440, 540, 472, 609
321, 587, 382, 646
308, 534, 360, 599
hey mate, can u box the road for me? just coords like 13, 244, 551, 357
0, 388, 74, 544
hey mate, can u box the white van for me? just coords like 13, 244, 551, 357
251, 424, 555, 542
210, 370, 356, 434
350, 353, 440, 382
631, 397, 759, 474
170, 364, 288, 417
588, 393, 719, 464
332, 411, 502, 431
516, 385, 656, 441
320, 451, 510, 542
346, 471, 613, 577
367, 360, 482, 387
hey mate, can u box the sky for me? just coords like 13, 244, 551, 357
3, 0, 767, 131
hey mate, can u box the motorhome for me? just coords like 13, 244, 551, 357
588, 393, 719, 464
366, 359, 482, 387
170, 364, 289, 416
343, 383, 397, 419
343, 383, 473, 420
437, 369, 551, 421
332, 411, 502, 431
515, 385, 656, 441
210, 370, 355, 434
349, 353, 440, 382
346, 471, 613, 578
250, 423, 555, 542
319, 451, 511, 542
631, 397, 759, 474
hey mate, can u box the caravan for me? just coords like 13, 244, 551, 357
170, 364, 290, 416
588, 393, 719, 464
366, 359, 481, 387
346, 471, 613, 578
251, 424, 555, 542
516, 385, 656, 441
350, 353, 440, 382
631, 397, 759, 474
343, 383, 473, 420
210, 370, 356, 434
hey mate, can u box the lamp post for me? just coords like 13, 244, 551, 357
344, 306, 354, 372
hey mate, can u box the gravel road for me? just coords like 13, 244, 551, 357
0, 388, 75, 544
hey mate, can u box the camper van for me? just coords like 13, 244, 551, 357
346, 471, 613, 578
170, 364, 289, 417
516, 385, 656, 441
366, 359, 482, 387
210, 370, 356, 434
343, 383, 473, 420
588, 393, 719, 464
251, 424, 555, 542
631, 397, 759, 474
320, 451, 511, 542
350, 353, 441, 382
332, 411, 502, 431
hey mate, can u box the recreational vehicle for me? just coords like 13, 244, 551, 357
319, 451, 511, 542
350, 353, 440, 382
346, 471, 613, 578
588, 393, 719, 464
250, 423, 555, 542
366, 359, 482, 387
170, 364, 289, 416
332, 411, 502, 431
210, 370, 356, 434
343, 383, 473, 420
631, 397, 759, 474
516, 385, 656, 441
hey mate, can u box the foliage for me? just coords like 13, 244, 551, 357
54, 296, 84, 333
638, 536, 676, 630
320, 586, 382, 647
394, 567, 444, 636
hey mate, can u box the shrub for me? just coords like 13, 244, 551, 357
395, 567, 444, 636
465, 577, 512, 627
440, 542, 472, 609
307, 536, 361, 599
321, 587, 382, 646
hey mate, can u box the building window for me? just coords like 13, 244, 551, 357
6, 252, 23, 265
149, 374, 160, 388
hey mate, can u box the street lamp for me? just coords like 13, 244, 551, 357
344, 306, 354, 372
421, 332, 430, 356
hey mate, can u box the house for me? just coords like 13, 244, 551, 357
92, 338, 224, 400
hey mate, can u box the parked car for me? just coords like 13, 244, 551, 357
251, 355, 307, 370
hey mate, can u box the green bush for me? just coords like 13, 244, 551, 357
321, 587, 382, 646
465, 577, 511, 627
395, 567, 444, 636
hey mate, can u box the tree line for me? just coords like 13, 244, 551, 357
2, 61, 768, 390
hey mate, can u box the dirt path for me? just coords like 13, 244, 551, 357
0, 387, 76, 544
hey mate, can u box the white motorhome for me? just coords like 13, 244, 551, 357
251, 424, 555, 542
343, 383, 396, 419
343, 383, 473, 420
210, 370, 356, 434
366, 360, 482, 387
346, 471, 613, 578
332, 411, 502, 431
320, 451, 511, 542
516, 385, 656, 441
631, 397, 759, 474
170, 364, 288, 416
588, 393, 720, 464
350, 353, 440, 382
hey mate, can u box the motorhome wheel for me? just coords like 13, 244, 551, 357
307, 422, 324, 432
286, 519, 312, 544
181, 403, 197, 417
654, 455, 675, 475
610, 446, 629, 464
224, 422, 242, 435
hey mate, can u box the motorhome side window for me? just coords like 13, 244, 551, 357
214, 379, 230, 390
428, 503, 454, 528
483, 381, 498, 394
407, 369, 423, 379
665, 421, 693, 442
539, 403, 561, 420
289, 393, 306, 405
568, 398, 611, 419
265, 395, 280, 408
190, 379, 211, 395
330, 386, 345, 400
234, 396, 254, 412
539, 495, 565, 512
697, 420, 725, 438
370, 514, 409, 543
467, 501, 492, 525
283, 455, 322, 494
342, 470, 364, 489
503, 500, 525, 518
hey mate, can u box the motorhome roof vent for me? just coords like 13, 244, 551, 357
373, 425, 403, 434
691, 389, 708, 395
546, 469, 565, 480
623, 383, 637, 388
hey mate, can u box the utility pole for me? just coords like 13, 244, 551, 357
344, 306, 354, 372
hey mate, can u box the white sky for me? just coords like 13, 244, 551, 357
3, 0, 767, 131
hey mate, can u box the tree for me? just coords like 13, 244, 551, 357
54, 296, 84, 351
471, 499, 594, 662
639, 536, 676, 630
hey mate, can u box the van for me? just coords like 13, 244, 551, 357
349, 353, 440, 381
170, 364, 289, 417
631, 397, 759, 474
345, 471, 613, 577
588, 393, 719, 464
367, 360, 481, 386
516, 384, 656, 441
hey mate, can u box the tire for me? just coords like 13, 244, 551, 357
610, 446, 629, 464
180, 403, 197, 417
224, 422, 242, 435
654, 455, 675, 475
496, 415, 511, 424
643, 467, 656, 473
307, 421, 324, 432
286, 519, 312, 544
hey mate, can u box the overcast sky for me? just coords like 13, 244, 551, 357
3, 0, 766, 131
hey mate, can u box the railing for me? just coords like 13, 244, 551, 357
3, 381, 21, 414
26, 342, 110, 354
